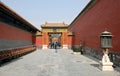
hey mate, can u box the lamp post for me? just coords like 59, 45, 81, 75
100, 30, 114, 71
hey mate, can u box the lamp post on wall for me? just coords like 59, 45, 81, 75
100, 30, 114, 71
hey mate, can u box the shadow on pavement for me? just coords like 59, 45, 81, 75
90, 64, 99, 69
0, 57, 23, 67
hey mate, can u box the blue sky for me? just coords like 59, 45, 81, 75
1, 0, 90, 29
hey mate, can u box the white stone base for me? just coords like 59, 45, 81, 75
99, 62, 114, 71
99, 54, 114, 71
73, 52, 81, 55
42, 45, 48, 49
62, 45, 68, 49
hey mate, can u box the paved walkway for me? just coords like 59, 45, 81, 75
0, 49, 120, 76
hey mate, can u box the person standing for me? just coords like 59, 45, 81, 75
54, 42, 58, 53
49, 42, 52, 49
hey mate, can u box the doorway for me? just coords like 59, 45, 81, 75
48, 32, 62, 49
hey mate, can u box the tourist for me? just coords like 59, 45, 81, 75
54, 42, 58, 53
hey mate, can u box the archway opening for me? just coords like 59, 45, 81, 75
48, 32, 62, 49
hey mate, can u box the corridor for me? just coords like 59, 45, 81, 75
0, 49, 119, 76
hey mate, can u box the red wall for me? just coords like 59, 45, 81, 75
62, 32, 68, 45
69, 0, 120, 52
0, 22, 32, 41
35, 36, 42, 47
68, 36, 73, 48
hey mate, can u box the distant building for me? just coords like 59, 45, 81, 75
36, 22, 73, 49
68, 0, 120, 52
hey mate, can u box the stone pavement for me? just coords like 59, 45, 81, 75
0, 49, 120, 76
